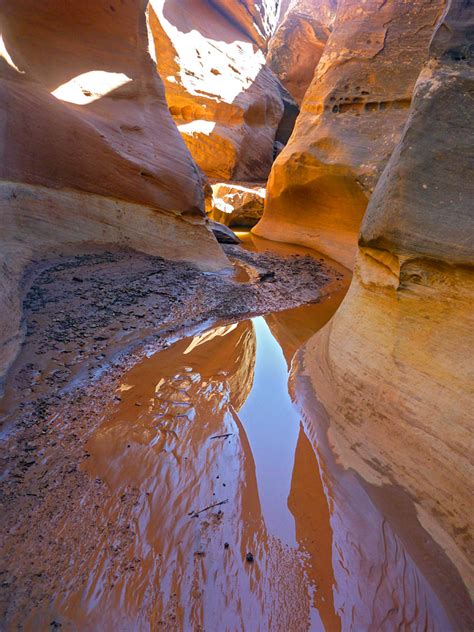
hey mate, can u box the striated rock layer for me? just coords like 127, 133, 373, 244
255, 0, 445, 269
0, 0, 227, 384
267, 0, 336, 105
299, 2, 474, 627
149, 0, 297, 181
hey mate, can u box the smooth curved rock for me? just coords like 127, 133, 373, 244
267, 0, 336, 105
255, 0, 445, 269
300, 2, 474, 627
149, 0, 294, 181
0, 0, 228, 384
207, 182, 265, 227
0, 0, 206, 215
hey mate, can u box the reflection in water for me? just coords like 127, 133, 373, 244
289, 425, 341, 632
239, 316, 299, 547
61, 309, 340, 630
239, 317, 299, 546
9, 230, 458, 628
34, 263, 451, 629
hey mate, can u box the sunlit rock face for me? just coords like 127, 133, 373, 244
300, 2, 474, 627
255, 0, 445, 269
206, 182, 266, 227
149, 0, 296, 181
267, 0, 337, 105
0, 0, 227, 383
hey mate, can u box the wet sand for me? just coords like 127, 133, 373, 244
0, 237, 349, 629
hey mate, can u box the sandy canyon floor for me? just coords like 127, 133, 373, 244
0, 235, 349, 629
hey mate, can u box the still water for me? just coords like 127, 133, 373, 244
40, 241, 454, 630
239, 316, 299, 548
67, 292, 347, 630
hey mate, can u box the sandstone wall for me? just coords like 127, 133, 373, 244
149, 0, 296, 181
254, 0, 445, 269
267, 0, 336, 105
299, 2, 474, 626
0, 0, 227, 384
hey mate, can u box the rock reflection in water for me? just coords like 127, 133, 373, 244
69, 314, 337, 630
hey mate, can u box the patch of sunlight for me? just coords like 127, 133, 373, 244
178, 120, 216, 136
178, 36, 264, 101
152, 1, 265, 103
118, 383, 134, 393
184, 323, 238, 355
51, 71, 132, 105
213, 198, 234, 214
0, 35, 22, 72
146, 8, 158, 64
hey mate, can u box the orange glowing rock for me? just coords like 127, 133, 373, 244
254, 0, 445, 269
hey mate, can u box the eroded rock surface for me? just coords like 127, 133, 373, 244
0, 0, 227, 383
207, 182, 266, 227
149, 0, 296, 181
255, 0, 445, 268
267, 0, 336, 104
300, 2, 474, 627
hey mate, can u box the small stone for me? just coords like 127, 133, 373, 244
224, 542, 229, 549
245, 552, 254, 563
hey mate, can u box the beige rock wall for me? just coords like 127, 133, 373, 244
255, 0, 445, 269
267, 0, 336, 105
149, 0, 295, 181
0, 0, 227, 384
299, 1, 474, 626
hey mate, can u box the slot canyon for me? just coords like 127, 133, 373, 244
0, 0, 472, 629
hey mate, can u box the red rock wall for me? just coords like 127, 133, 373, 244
149, 0, 294, 181
0, 0, 228, 383
267, 0, 337, 105
0, 0, 207, 214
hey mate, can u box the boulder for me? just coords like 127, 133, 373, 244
208, 220, 242, 244
0, 0, 227, 384
207, 182, 266, 227
254, 0, 445, 269
300, 2, 474, 627
148, 0, 296, 181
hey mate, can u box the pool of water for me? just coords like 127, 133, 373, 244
70, 287, 347, 630
39, 235, 458, 630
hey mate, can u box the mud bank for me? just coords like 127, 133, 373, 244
0, 239, 347, 628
